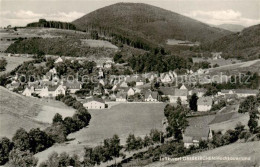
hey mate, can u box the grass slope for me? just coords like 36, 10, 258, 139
0, 86, 74, 139
73, 3, 230, 45
147, 141, 260, 167
35, 103, 166, 164
0, 54, 33, 75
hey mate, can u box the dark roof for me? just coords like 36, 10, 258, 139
160, 87, 175, 96
48, 85, 60, 91
183, 126, 210, 142
64, 81, 82, 89
145, 91, 158, 99
84, 97, 105, 103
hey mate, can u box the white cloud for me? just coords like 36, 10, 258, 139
185, 10, 260, 27
0, 10, 85, 27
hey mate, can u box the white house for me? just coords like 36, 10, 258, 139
64, 81, 82, 94
54, 57, 64, 64
127, 87, 135, 96
183, 126, 212, 148
171, 89, 188, 104
83, 98, 105, 109
39, 85, 66, 98
49, 68, 57, 74
119, 81, 128, 88
161, 73, 172, 83
197, 97, 213, 112
136, 78, 144, 86
22, 87, 34, 97
144, 91, 159, 102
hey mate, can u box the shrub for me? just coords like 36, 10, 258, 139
0, 137, 14, 165
9, 149, 38, 167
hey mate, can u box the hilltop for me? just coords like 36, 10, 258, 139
206, 24, 260, 60
73, 3, 230, 47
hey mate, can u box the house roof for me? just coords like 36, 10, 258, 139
174, 89, 188, 97
64, 81, 82, 89
191, 88, 207, 94
197, 96, 213, 106
183, 126, 210, 142
48, 85, 61, 91
160, 87, 175, 96
84, 97, 105, 103
145, 91, 158, 99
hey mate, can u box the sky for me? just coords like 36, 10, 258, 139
0, 0, 259, 27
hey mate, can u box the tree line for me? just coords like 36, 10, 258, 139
27, 19, 76, 30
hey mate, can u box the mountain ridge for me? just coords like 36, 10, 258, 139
73, 3, 231, 47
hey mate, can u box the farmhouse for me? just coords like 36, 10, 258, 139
83, 97, 105, 109
22, 86, 34, 97
119, 81, 128, 88
144, 91, 159, 102
183, 125, 212, 148
171, 89, 188, 104
64, 81, 82, 94
39, 85, 66, 98
197, 96, 213, 112
127, 87, 135, 96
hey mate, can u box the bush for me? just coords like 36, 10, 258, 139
39, 152, 81, 167
45, 123, 67, 143
9, 149, 38, 167
0, 137, 14, 165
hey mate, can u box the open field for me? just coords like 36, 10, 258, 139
0, 86, 74, 138
166, 39, 200, 46
146, 141, 260, 167
35, 103, 166, 164
81, 39, 118, 49
0, 53, 33, 75
35, 106, 75, 124
192, 57, 241, 67
209, 59, 260, 75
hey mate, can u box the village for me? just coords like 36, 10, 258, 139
0, 2, 260, 166
3, 51, 259, 149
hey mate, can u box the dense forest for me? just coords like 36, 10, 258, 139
127, 53, 192, 73
27, 19, 76, 30
6, 37, 116, 58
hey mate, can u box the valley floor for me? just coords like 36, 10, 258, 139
35, 103, 166, 165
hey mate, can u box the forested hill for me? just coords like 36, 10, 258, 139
27, 19, 76, 30
73, 3, 230, 47
204, 24, 260, 60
